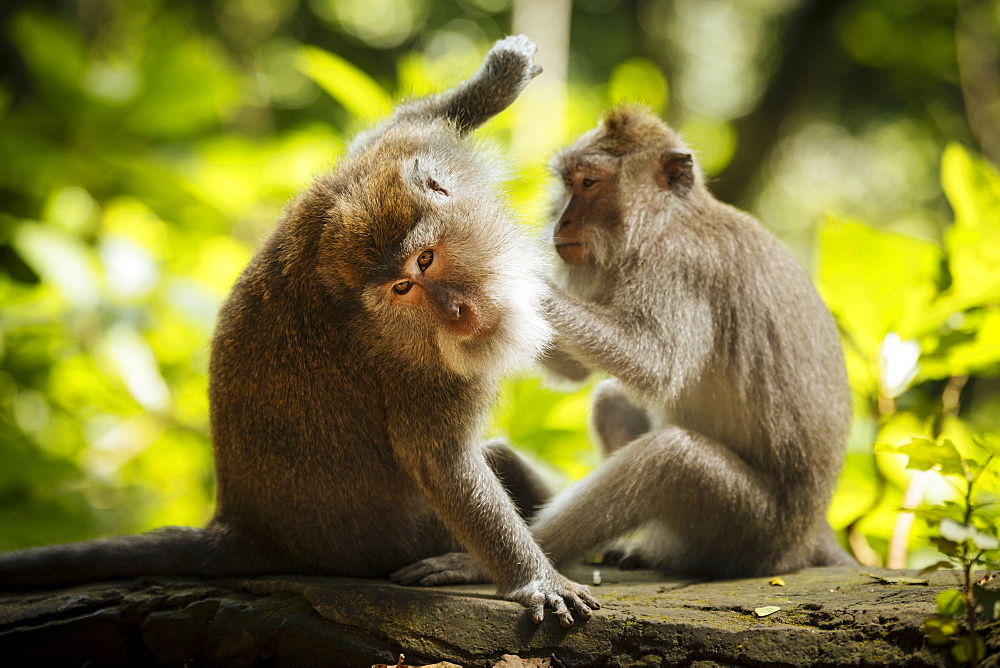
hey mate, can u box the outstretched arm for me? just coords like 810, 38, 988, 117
351, 35, 540, 154
393, 35, 541, 136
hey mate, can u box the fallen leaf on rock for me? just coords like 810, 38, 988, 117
769, 577, 785, 586
754, 606, 781, 617
863, 573, 929, 586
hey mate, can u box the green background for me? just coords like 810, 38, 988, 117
1, 0, 998, 569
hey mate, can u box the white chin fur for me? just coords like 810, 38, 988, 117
436, 258, 552, 380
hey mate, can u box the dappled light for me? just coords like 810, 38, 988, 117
0, 0, 998, 581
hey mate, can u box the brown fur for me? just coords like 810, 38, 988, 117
0, 37, 598, 626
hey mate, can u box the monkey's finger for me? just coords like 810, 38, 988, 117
564, 592, 594, 619
547, 593, 575, 628
529, 592, 546, 624
578, 589, 602, 611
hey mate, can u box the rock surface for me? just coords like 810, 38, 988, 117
0, 565, 989, 666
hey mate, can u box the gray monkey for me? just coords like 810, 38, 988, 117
394, 105, 854, 586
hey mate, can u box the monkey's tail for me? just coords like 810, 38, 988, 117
0, 524, 268, 589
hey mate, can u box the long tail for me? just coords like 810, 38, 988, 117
0, 524, 270, 589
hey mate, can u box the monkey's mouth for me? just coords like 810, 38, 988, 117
554, 242, 585, 263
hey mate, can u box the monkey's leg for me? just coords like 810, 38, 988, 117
591, 379, 651, 457
483, 438, 552, 522
531, 425, 781, 576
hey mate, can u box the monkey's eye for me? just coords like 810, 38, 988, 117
417, 250, 434, 272
393, 280, 413, 295
582, 178, 597, 188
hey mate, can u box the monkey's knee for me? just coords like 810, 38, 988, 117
591, 379, 650, 456
483, 439, 552, 521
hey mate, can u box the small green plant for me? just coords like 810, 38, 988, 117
890, 435, 1000, 667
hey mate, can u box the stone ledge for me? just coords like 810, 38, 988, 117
0, 566, 985, 666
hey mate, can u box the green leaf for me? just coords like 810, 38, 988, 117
298, 45, 393, 121
918, 561, 955, 576
923, 615, 961, 644
973, 434, 1000, 458
753, 605, 780, 617
897, 437, 964, 477
935, 589, 966, 616
863, 573, 929, 585
930, 536, 962, 557
970, 529, 1000, 551
940, 143, 1000, 309
940, 519, 975, 543
817, 217, 944, 357
951, 633, 986, 664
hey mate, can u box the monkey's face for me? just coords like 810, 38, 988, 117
383, 244, 494, 340
550, 154, 622, 267
352, 147, 550, 378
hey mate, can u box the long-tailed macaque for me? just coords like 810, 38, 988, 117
0, 36, 598, 626
394, 106, 854, 585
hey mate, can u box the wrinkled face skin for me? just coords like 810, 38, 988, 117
384, 243, 495, 340
551, 155, 620, 266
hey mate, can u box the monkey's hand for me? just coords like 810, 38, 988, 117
390, 551, 488, 586
443, 35, 541, 135
391, 552, 600, 627
501, 571, 601, 628
540, 343, 591, 383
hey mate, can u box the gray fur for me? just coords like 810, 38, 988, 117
393, 106, 854, 585
534, 107, 854, 577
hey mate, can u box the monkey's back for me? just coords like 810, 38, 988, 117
653, 202, 850, 487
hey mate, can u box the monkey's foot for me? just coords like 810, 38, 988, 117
603, 545, 654, 570
390, 551, 488, 586
502, 572, 601, 628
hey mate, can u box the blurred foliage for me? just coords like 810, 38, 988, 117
0, 0, 998, 573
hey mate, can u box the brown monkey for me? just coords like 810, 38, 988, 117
394, 106, 854, 586
0, 36, 598, 626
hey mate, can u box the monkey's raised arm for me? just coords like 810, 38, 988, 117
397, 35, 540, 135
544, 285, 714, 399
352, 36, 539, 153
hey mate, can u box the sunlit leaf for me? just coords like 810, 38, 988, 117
753, 606, 780, 617
896, 438, 963, 477
817, 217, 943, 358
940, 143, 1000, 308
923, 615, 960, 644
951, 633, 986, 664
125, 39, 241, 139
935, 588, 966, 616
917, 560, 954, 576
863, 573, 929, 585
12, 222, 101, 310
929, 536, 961, 557
298, 45, 393, 121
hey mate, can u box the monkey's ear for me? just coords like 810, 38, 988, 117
412, 157, 450, 200
655, 150, 694, 196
